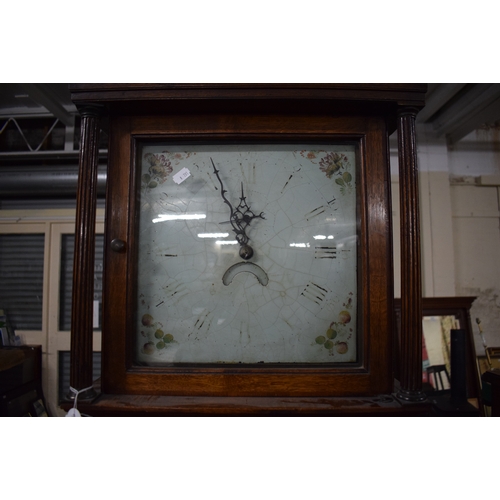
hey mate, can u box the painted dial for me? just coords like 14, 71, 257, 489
135, 144, 357, 364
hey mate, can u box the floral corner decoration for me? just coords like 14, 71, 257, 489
140, 313, 176, 354
319, 152, 353, 194
314, 293, 354, 356
142, 153, 174, 190
141, 151, 195, 191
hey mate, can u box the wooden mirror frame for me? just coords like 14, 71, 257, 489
65, 84, 429, 416
394, 296, 482, 413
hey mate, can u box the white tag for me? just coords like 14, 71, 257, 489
66, 408, 82, 417
93, 300, 99, 329
173, 167, 191, 184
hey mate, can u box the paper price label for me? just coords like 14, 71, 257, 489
173, 168, 191, 184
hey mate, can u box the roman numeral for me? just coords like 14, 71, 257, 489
280, 168, 301, 193
194, 311, 209, 329
163, 282, 189, 301
315, 246, 337, 259
300, 282, 329, 306
281, 174, 294, 193
191, 310, 213, 337
305, 205, 326, 221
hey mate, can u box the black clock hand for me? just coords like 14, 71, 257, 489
211, 159, 237, 229
234, 181, 265, 241
211, 158, 265, 259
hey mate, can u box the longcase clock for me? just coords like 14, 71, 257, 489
65, 84, 428, 416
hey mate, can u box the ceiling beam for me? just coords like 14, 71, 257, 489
430, 83, 500, 139
20, 83, 75, 127
447, 96, 500, 145
417, 83, 467, 123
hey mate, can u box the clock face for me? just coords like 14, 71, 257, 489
134, 143, 357, 364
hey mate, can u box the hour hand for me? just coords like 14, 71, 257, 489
238, 182, 265, 227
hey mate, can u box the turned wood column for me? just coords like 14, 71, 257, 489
396, 107, 426, 402
68, 105, 102, 400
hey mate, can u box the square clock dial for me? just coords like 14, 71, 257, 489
134, 143, 358, 365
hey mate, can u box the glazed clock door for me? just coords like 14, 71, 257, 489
134, 143, 358, 365
102, 113, 393, 398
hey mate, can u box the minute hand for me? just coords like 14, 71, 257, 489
211, 158, 264, 257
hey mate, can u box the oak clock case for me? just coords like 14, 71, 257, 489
64, 84, 427, 415
134, 143, 358, 366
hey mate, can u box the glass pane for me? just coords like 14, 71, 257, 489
135, 144, 357, 365
0, 233, 45, 330
59, 234, 104, 331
